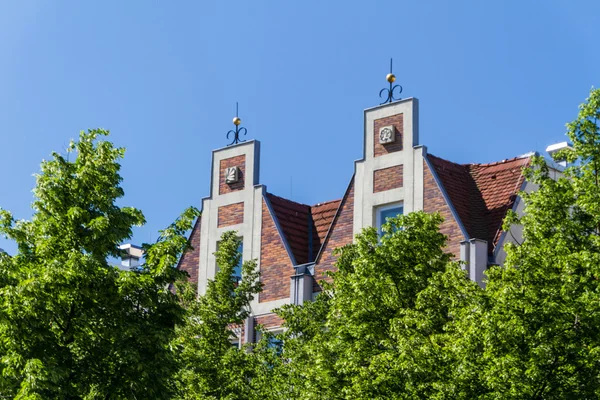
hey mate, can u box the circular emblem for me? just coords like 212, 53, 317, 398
380, 127, 394, 143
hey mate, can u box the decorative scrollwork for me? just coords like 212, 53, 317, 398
227, 126, 247, 146
379, 58, 403, 105
226, 102, 248, 146
379, 84, 403, 105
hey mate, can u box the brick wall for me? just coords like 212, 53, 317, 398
255, 313, 284, 330
252, 314, 285, 342
219, 155, 246, 195
423, 160, 465, 258
374, 114, 403, 157
217, 202, 244, 227
259, 199, 293, 302
177, 217, 201, 285
373, 165, 403, 193
314, 178, 355, 289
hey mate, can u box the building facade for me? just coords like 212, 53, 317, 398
177, 97, 533, 345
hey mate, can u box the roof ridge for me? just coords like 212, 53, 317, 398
468, 154, 532, 168
265, 192, 310, 208
267, 192, 344, 212
312, 198, 343, 208
428, 153, 532, 168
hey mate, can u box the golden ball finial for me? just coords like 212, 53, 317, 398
233, 116, 241, 126
386, 73, 396, 83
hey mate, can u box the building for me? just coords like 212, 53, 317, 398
177, 96, 538, 345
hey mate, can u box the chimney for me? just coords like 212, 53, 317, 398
546, 142, 573, 167
118, 243, 144, 269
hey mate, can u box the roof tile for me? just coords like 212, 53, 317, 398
427, 154, 530, 255
265, 193, 342, 265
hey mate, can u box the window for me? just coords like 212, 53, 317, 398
216, 239, 243, 284
232, 240, 243, 284
266, 335, 283, 354
256, 329, 284, 355
376, 203, 403, 236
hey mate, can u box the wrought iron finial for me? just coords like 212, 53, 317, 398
379, 58, 403, 104
227, 102, 247, 146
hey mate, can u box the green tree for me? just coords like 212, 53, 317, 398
173, 231, 262, 400
262, 212, 479, 399
0, 129, 198, 399
452, 88, 600, 399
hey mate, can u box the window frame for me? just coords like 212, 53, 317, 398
232, 240, 243, 284
216, 237, 243, 284
375, 202, 404, 236
256, 328, 284, 355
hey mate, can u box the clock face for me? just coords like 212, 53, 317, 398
379, 126, 395, 144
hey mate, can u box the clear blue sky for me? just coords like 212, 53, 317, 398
1, 1, 599, 255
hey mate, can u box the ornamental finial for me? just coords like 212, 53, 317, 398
227, 102, 247, 146
379, 58, 403, 104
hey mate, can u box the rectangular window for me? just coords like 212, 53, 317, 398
216, 239, 243, 284
376, 203, 403, 236
233, 241, 243, 284
257, 329, 284, 355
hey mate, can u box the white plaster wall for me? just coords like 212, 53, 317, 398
494, 180, 535, 266
197, 141, 262, 296
353, 98, 425, 236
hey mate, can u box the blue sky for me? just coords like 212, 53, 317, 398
1, 1, 599, 255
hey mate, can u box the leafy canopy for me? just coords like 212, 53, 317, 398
173, 231, 262, 400
0, 129, 198, 399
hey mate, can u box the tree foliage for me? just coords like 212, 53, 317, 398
0, 129, 198, 399
258, 212, 479, 399
453, 87, 600, 399
252, 88, 600, 399
173, 231, 262, 400
3, 89, 600, 399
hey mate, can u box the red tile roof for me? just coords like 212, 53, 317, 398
265, 193, 342, 265
265, 193, 312, 265
311, 199, 342, 251
470, 157, 530, 250
427, 154, 530, 254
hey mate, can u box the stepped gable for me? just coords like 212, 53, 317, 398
427, 154, 530, 254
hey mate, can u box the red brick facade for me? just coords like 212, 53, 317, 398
374, 114, 403, 157
177, 217, 201, 285
217, 202, 244, 227
219, 155, 246, 195
373, 165, 403, 193
423, 160, 465, 258
176, 99, 530, 343
251, 314, 285, 342
259, 200, 293, 302
255, 314, 284, 330
314, 178, 355, 288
